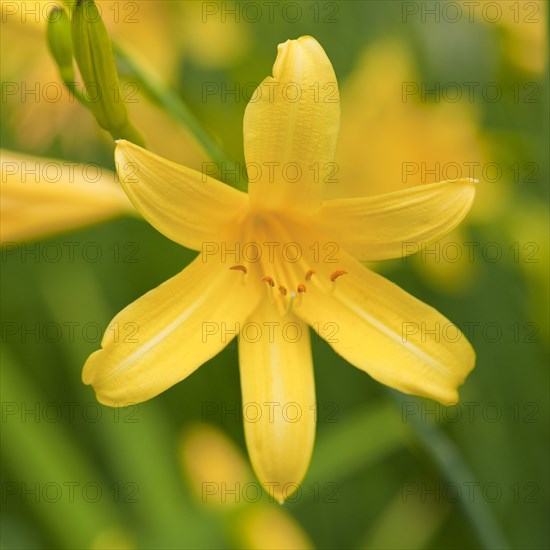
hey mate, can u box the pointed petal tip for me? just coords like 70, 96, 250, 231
278, 35, 314, 46
262, 483, 293, 505
297, 35, 320, 45
275, 35, 323, 65
439, 391, 460, 407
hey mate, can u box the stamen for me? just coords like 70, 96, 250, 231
230, 265, 247, 274
297, 283, 306, 294
284, 291, 297, 317
262, 275, 275, 287
260, 275, 275, 303
279, 285, 288, 296
305, 270, 315, 282
330, 270, 348, 282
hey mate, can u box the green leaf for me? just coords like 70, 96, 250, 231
306, 400, 409, 484
390, 392, 510, 550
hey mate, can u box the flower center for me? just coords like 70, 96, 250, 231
226, 213, 346, 316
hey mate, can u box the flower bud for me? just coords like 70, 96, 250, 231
71, 0, 143, 144
46, 7, 74, 83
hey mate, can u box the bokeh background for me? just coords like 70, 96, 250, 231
1, 1, 548, 548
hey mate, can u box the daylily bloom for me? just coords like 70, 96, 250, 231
84, 36, 476, 502
180, 424, 314, 548
1, 149, 134, 242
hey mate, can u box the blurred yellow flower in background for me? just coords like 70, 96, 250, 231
180, 424, 314, 549
0, 149, 134, 242
335, 39, 499, 293
474, 0, 548, 74
83, 37, 476, 503
0, 2, 98, 154
0, 0, 246, 168
334, 40, 486, 199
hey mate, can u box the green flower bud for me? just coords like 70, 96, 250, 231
71, 0, 128, 134
46, 7, 74, 83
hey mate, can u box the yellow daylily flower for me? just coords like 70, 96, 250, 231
83, 36, 476, 503
1, 150, 134, 242
179, 424, 314, 548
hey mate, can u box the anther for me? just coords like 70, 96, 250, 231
305, 270, 315, 282
230, 265, 247, 274
262, 275, 275, 287
330, 270, 347, 282
297, 283, 306, 294
279, 285, 288, 296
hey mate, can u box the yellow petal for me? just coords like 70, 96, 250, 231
295, 251, 475, 404
115, 141, 249, 251
1, 149, 133, 242
179, 424, 253, 509
243, 36, 340, 214
236, 506, 314, 550
83, 254, 260, 406
314, 178, 476, 261
238, 300, 316, 503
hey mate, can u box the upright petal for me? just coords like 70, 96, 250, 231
239, 300, 316, 503
83, 254, 260, 406
295, 251, 475, 404
243, 36, 340, 214
115, 141, 249, 250
314, 178, 476, 261
1, 150, 133, 242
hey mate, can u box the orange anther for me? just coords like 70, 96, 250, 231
230, 265, 247, 274
279, 285, 288, 296
305, 269, 315, 281
297, 283, 306, 294
262, 275, 275, 287
330, 270, 347, 282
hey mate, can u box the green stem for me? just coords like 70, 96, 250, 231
389, 392, 510, 550
112, 43, 244, 190
61, 79, 87, 105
